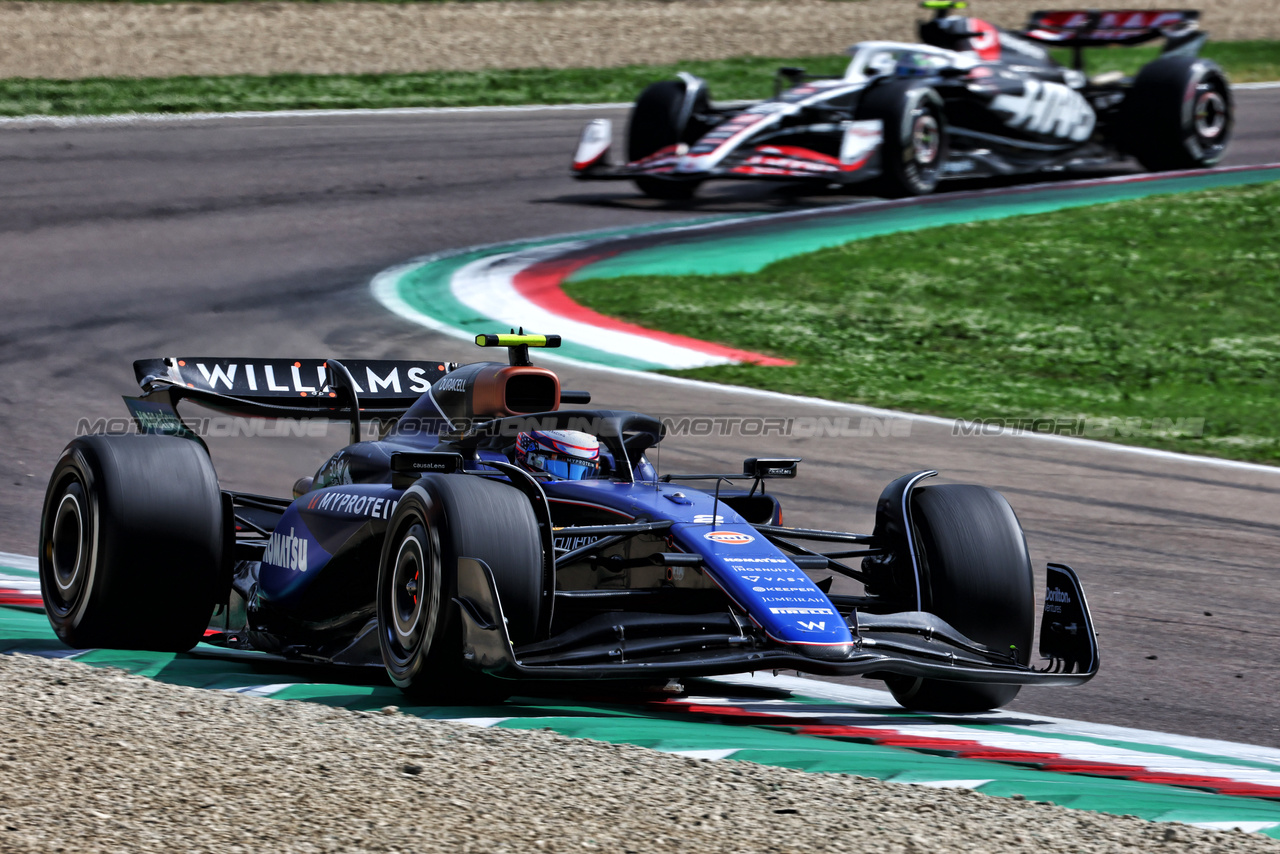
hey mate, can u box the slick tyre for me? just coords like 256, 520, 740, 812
1124, 56, 1232, 171
856, 81, 948, 197
886, 484, 1035, 713
377, 474, 545, 701
38, 435, 225, 652
627, 79, 709, 200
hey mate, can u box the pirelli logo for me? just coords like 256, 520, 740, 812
768, 607, 834, 615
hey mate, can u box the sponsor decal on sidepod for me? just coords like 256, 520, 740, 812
264, 528, 309, 572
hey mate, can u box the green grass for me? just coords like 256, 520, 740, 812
1052, 40, 1280, 83
565, 183, 1280, 463
0, 56, 851, 116
1, 40, 1275, 117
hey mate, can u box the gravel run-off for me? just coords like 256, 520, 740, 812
2, 652, 1280, 853
1, 0, 1277, 80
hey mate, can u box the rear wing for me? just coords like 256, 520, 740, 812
1023, 9, 1200, 47
129, 357, 454, 443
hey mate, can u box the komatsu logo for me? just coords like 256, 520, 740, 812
264, 527, 309, 572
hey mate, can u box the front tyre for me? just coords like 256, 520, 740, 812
39, 435, 225, 652
856, 81, 949, 198
628, 79, 709, 200
1124, 56, 1233, 171
377, 474, 545, 700
886, 484, 1035, 713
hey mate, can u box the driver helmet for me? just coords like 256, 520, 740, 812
515, 429, 600, 481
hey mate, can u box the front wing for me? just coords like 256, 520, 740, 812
571, 118, 885, 186
454, 558, 1098, 686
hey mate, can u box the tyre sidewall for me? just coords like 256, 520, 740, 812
377, 487, 446, 688
37, 435, 224, 651
888, 484, 1034, 713
859, 82, 948, 197
1127, 57, 1233, 170
39, 445, 103, 643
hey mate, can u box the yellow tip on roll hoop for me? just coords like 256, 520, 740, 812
475, 333, 562, 348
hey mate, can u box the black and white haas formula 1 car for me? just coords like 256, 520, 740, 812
39, 334, 1097, 712
572, 2, 1232, 199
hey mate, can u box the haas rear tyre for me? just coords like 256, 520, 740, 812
887, 484, 1035, 713
38, 435, 226, 652
627, 79, 709, 200
1124, 56, 1232, 171
856, 81, 948, 198
377, 474, 545, 700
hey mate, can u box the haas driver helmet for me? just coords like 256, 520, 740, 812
515, 429, 600, 481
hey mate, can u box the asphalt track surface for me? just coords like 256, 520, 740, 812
1, 89, 1278, 746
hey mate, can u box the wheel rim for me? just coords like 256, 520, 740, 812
44, 479, 93, 614
382, 520, 440, 668
391, 534, 426, 649
911, 112, 941, 166
1194, 87, 1228, 141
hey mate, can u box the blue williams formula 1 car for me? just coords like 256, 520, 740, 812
38, 335, 1097, 712
571, 2, 1232, 199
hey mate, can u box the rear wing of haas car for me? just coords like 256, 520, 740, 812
1023, 9, 1201, 47
128, 357, 453, 443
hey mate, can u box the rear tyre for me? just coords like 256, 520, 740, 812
627, 79, 709, 200
1124, 56, 1232, 171
856, 81, 949, 197
38, 435, 225, 652
886, 484, 1034, 713
377, 474, 545, 702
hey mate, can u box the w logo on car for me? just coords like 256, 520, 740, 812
704, 530, 754, 545
797, 621, 826, 631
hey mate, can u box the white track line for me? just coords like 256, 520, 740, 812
0, 83, 1272, 127
711, 673, 1280, 767
450, 248, 739, 369
0, 552, 38, 573
0, 100, 762, 129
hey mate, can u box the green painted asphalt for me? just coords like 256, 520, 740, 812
567, 168, 1280, 281
392, 248, 666, 372
389, 215, 750, 372
5, 596, 1280, 833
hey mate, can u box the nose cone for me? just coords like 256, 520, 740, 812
795, 641, 855, 662
675, 153, 709, 174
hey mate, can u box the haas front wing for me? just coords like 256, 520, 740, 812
572, 113, 886, 186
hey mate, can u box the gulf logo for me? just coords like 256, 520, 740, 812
704, 530, 755, 546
